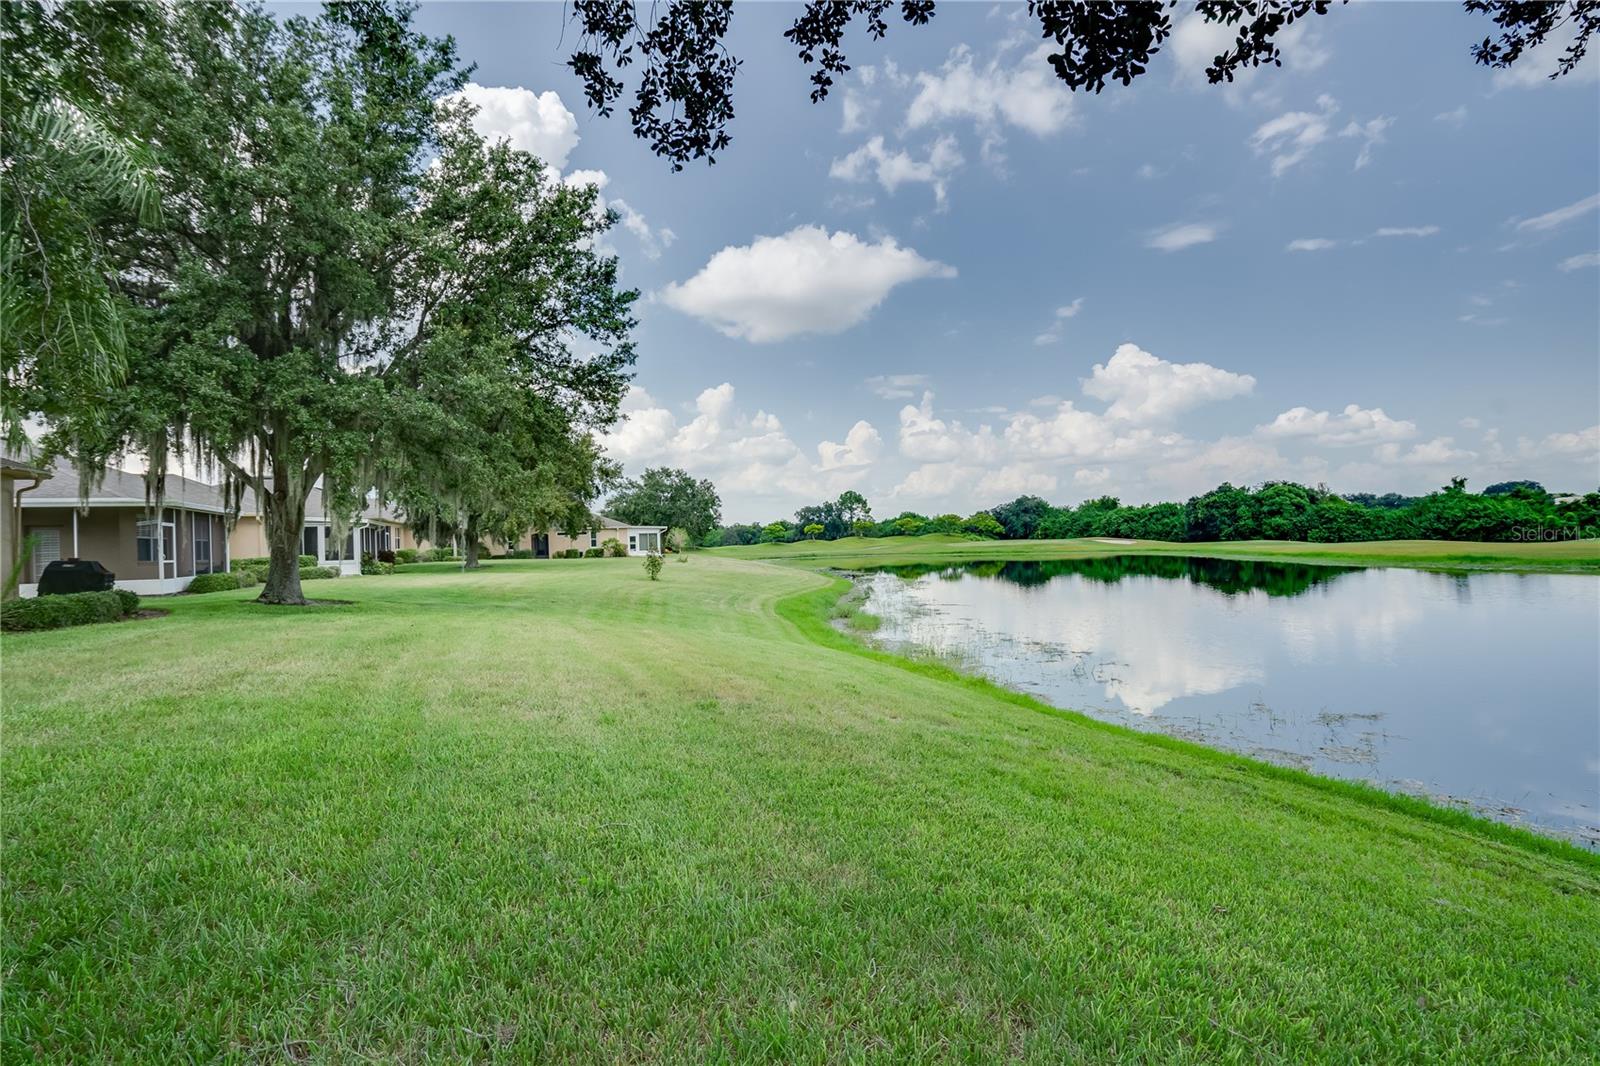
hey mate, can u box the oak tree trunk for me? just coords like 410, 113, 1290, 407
259, 485, 308, 605
462, 514, 481, 568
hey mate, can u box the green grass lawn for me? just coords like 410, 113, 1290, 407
4, 557, 1597, 1061
713, 533, 1600, 573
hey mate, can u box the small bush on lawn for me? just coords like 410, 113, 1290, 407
395, 548, 419, 564
187, 572, 242, 594
584, 547, 604, 558
508, 549, 533, 559
602, 538, 626, 558
643, 553, 663, 581
299, 566, 339, 580
114, 588, 140, 615
234, 569, 259, 588
424, 547, 454, 562
298, 554, 316, 568
361, 560, 395, 576
2, 590, 132, 631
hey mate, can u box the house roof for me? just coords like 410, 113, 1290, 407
13, 456, 232, 514
595, 514, 667, 531
2, 455, 49, 478
9, 455, 403, 524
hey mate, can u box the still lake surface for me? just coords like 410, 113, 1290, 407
861, 556, 1600, 846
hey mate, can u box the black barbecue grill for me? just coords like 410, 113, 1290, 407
37, 558, 116, 595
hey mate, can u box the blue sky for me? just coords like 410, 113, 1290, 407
413, 2, 1599, 522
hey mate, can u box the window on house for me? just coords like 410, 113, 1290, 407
137, 519, 158, 563
637, 531, 659, 553
194, 517, 211, 572
303, 525, 319, 559
590, 530, 598, 548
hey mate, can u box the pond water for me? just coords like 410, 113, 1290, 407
860, 556, 1600, 846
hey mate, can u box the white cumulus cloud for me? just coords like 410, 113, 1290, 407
830, 135, 963, 208
1082, 343, 1256, 422
658, 226, 955, 343
444, 83, 579, 169
906, 43, 1075, 138
1257, 404, 1419, 445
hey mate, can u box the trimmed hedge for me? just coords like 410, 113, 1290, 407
395, 548, 419, 564
187, 572, 242, 594
507, 549, 534, 559
300, 566, 339, 580
361, 560, 395, 576
298, 554, 316, 567
231, 556, 269, 570
2, 590, 134, 632
234, 569, 260, 588
584, 547, 604, 558
559, 549, 583, 559
423, 547, 455, 562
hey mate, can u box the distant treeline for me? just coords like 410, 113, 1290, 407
711, 479, 1600, 546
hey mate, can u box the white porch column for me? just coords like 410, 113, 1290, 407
155, 509, 165, 588
71, 509, 79, 558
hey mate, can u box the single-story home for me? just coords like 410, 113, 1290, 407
229, 485, 420, 575
515, 514, 667, 557
12, 457, 234, 596
8, 456, 423, 595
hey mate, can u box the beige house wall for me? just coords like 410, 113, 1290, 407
230, 515, 269, 559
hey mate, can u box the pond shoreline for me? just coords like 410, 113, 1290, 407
820, 560, 1599, 853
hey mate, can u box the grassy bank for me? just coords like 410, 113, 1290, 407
713, 533, 1600, 573
5, 558, 1597, 1061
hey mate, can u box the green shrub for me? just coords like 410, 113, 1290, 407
643, 552, 663, 581
234, 569, 259, 588
665, 527, 689, 553
187, 571, 242, 594
424, 547, 454, 562
2, 590, 129, 632
297, 554, 316, 568
602, 537, 626, 558
361, 560, 395, 576
113, 588, 140, 615
231, 556, 269, 571
584, 547, 604, 558
299, 566, 339, 580
555, 548, 579, 559
508, 549, 533, 559
395, 548, 419, 564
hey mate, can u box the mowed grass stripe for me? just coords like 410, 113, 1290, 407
4, 557, 1596, 1062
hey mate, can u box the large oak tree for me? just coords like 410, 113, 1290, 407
39, 2, 634, 603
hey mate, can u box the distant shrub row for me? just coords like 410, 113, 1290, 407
713, 480, 1600, 546
3, 589, 140, 631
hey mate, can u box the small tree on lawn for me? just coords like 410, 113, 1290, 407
643, 552, 663, 580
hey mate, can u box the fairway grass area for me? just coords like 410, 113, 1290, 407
4, 557, 1598, 1061
712, 533, 1600, 573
